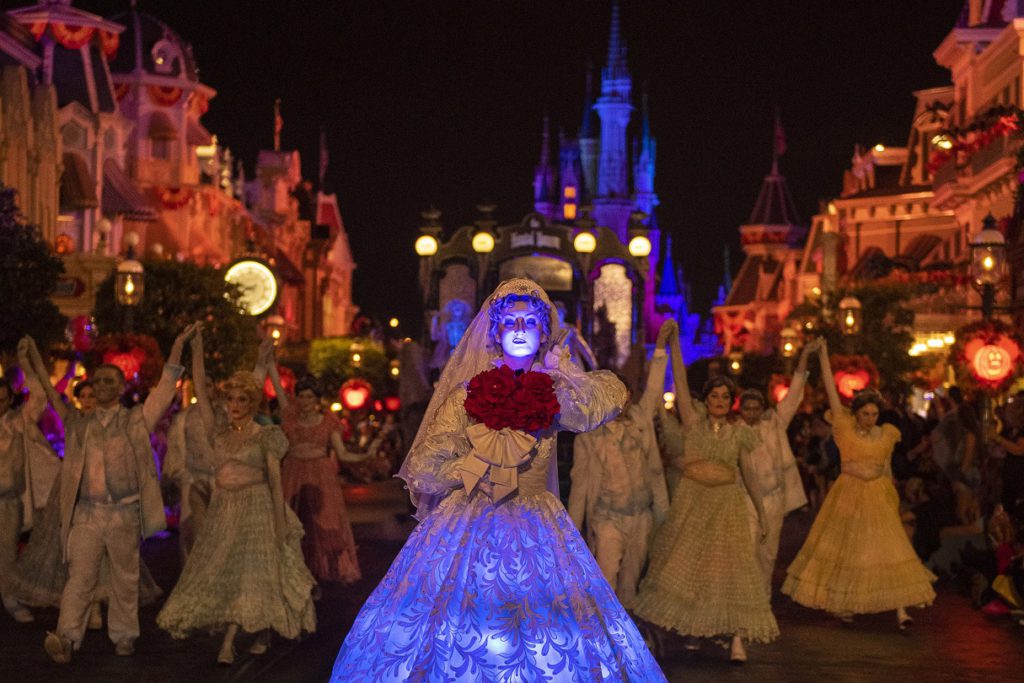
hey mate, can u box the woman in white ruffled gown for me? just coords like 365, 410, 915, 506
331, 278, 666, 682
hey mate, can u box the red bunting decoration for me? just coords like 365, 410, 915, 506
158, 186, 193, 210
98, 29, 120, 59
49, 22, 95, 50
148, 85, 183, 107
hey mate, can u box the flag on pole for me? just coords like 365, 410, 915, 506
273, 98, 283, 152
773, 108, 787, 159
319, 126, 329, 189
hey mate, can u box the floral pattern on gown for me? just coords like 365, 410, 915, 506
782, 408, 936, 614
633, 404, 780, 645
157, 425, 316, 639
332, 365, 666, 682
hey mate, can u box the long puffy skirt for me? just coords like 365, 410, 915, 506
331, 490, 666, 682
632, 478, 780, 644
282, 456, 361, 583
782, 473, 936, 614
12, 475, 162, 607
156, 483, 316, 638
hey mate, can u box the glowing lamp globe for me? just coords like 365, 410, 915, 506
628, 234, 652, 258
573, 230, 597, 254
471, 230, 495, 254
384, 396, 402, 412
414, 234, 439, 257
772, 383, 790, 404
970, 222, 1006, 287
972, 344, 1013, 383
115, 258, 145, 306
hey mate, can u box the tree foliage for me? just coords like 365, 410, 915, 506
308, 336, 390, 398
93, 260, 259, 380
0, 185, 66, 356
790, 281, 919, 392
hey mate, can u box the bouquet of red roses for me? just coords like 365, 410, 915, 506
463, 365, 561, 433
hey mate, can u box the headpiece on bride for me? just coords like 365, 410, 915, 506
397, 278, 567, 518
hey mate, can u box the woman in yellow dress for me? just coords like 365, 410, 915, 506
782, 340, 936, 628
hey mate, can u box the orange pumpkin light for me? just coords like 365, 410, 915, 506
972, 344, 1013, 383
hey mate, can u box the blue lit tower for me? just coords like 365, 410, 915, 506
578, 63, 600, 204
592, 0, 634, 240
632, 89, 658, 219
533, 114, 557, 219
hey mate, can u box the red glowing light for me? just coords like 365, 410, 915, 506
835, 370, 870, 399
339, 379, 372, 411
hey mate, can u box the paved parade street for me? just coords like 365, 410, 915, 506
0, 481, 1020, 683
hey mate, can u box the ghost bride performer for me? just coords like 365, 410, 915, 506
331, 278, 666, 682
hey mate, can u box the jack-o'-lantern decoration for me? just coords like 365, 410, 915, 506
835, 370, 871, 399
972, 344, 1014, 382
828, 354, 879, 402
952, 321, 1023, 394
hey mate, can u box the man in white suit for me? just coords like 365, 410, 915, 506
30, 324, 197, 663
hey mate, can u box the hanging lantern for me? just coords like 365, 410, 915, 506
471, 228, 495, 254
838, 296, 862, 335
383, 396, 402, 412
779, 327, 799, 358
728, 351, 743, 375
970, 216, 1007, 288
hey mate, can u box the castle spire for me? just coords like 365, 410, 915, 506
592, 0, 634, 236
604, 0, 628, 84
533, 114, 557, 217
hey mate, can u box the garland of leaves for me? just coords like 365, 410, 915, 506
927, 106, 1022, 174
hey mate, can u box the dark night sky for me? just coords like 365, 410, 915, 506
64, 1, 962, 331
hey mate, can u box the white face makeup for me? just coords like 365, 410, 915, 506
498, 300, 546, 359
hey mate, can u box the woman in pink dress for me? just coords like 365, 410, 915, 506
268, 366, 360, 585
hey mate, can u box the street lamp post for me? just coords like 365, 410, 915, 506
115, 232, 144, 332
969, 214, 1009, 435
970, 214, 1007, 321
471, 204, 497, 292
573, 208, 597, 338
415, 208, 442, 308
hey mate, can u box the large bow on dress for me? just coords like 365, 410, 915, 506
458, 422, 537, 503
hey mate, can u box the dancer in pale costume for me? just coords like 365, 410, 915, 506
0, 338, 46, 623
163, 340, 271, 561
332, 279, 665, 682
633, 332, 777, 663
32, 325, 195, 663
737, 340, 815, 593
266, 357, 360, 585
782, 340, 936, 628
14, 378, 162, 627
568, 319, 672, 606
157, 327, 315, 665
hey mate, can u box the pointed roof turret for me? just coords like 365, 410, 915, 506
658, 234, 681, 297
533, 114, 557, 207
579, 61, 598, 139
603, 0, 629, 85
747, 163, 801, 227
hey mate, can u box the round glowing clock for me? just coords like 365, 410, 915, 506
224, 259, 279, 316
